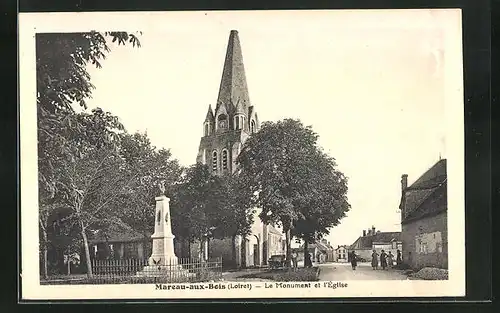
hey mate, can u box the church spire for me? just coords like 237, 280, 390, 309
216, 30, 251, 112
205, 104, 214, 121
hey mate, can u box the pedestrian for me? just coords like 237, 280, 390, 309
387, 251, 394, 269
380, 249, 388, 270
371, 249, 379, 270
350, 251, 358, 270
305, 252, 312, 268
396, 249, 402, 267
291, 251, 298, 269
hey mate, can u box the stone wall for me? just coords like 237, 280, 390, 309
401, 211, 448, 269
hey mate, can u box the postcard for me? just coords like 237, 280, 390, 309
19, 9, 465, 300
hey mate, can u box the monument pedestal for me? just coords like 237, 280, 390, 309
136, 195, 191, 278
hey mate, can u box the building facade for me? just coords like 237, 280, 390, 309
192, 30, 283, 268
335, 245, 349, 263
349, 227, 402, 262
399, 159, 448, 269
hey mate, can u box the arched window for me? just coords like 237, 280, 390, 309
212, 151, 218, 172
204, 123, 210, 136
251, 120, 256, 133
234, 116, 240, 130
217, 114, 228, 130
222, 150, 228, 170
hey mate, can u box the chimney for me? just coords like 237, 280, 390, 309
401, 174, 408, 191
400, 174, 409, 220
363, 230, 366, 236
372, 226, 376, 234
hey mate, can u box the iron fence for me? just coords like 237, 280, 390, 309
84, 257, 223, 285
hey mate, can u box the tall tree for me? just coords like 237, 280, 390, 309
116, 132, 183, 237
170, 163, 217, 259
291, 150, 350, 266
37, 31, 141, 277
237, 119, 350, 267
170, 164, 254, 262
48, 109, 131, 277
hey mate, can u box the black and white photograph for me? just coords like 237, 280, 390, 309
19, 9, 465, 299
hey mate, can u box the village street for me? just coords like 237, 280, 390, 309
318, 262, 409, 281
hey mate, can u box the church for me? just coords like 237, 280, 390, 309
190, 30, 285, 268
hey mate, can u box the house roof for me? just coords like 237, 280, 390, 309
335, 245, 348, 251
89, 221, 150, 244
300, 241, 334, 252
349, 232, 401, 250
401, 159, 447, 223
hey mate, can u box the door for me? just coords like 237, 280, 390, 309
253, 244, 259, 266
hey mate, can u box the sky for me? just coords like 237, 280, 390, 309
80, 10, 459, 248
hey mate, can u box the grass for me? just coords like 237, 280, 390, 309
238, 267, 320, 282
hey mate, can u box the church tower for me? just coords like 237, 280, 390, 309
196, 30, 260, 175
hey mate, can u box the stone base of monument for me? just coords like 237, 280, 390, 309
135, 259, 195, 280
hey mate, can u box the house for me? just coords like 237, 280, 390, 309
87, 223, 151, 261
399, 159, 448, 269
335, 245, 349, 263
349, 226, 402, 262
299, 240, 334, 263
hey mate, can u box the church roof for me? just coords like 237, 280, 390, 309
216, 30, 251, 112
205, 104, 214, 121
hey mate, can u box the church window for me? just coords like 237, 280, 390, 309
234, 116, 240, 130
251, 120, 256, 133
204, 123, 210, 136
222, 150, 228, 170
212, 151, 218, 172
218, 114, 228, 130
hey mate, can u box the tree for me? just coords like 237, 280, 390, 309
237, 119, 350, 267
170, 163, 218, 259
37, 31, 141, 277
291, 150, 350, 266
116, 132, 183, 238
170, 164, 254, 263
47, 109, 132, 277
209, 173, 255, 266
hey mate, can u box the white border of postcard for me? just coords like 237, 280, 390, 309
19, 9, 465, 300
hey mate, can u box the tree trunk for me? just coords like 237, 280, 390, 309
67, 252, 71, 276
285, 227, 292, 268
231, 234, 237, 269
80, 221, 93, 278
199, 237, 204, 262
303, 240, 309, 268
41, 228, 48, 280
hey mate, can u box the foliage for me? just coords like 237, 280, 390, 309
170, 164, 254, 244
237, 119, 351, 264
36, 31, 141, 115
291, 149, 350, 244
36, 31, 142, 276
115, 132, 183, 236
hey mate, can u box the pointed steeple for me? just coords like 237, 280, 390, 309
216, 30, 251, 112
205, 104, 214, 121
235, 99, 245, 114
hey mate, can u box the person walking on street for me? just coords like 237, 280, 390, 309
396, 249, 402, 267
387, 251, 394, 269
380, 250, 388, 270
350, 251, 358, 270
305, 252, 312, 268
371, 250, 379, 270
291, 251, 298, 269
